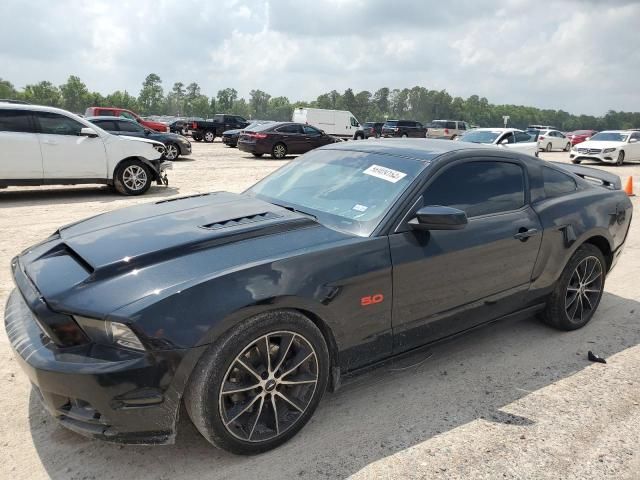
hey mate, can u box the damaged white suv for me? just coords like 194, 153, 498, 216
0, 103, 171, 195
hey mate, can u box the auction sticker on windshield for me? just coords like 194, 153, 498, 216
363, 165, 407, 183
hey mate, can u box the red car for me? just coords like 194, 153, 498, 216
84, 107, 169, 132
567, 129, 597, 146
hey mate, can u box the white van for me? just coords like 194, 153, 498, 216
292, 108, 361, 139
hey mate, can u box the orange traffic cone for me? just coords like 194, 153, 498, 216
624, 176, 635, 196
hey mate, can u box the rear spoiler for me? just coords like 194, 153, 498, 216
551, 162, 621, 190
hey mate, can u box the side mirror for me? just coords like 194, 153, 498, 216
585, 137, 591, 141
630, 138, 638, 143
320, 130, 326, 136
79, 127, 98, 138
499, 138, 509, 145
409, 205, 468, 231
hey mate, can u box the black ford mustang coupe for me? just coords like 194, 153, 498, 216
6, 140, 632, 454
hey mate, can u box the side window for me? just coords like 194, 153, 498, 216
631, 132, 640, 141
36, 112, 83, 136
98, 109, 116, 116
543, 167, 577, 198
118, 121, 144, 133
446, 121, 456, 129
350, 117, 359, 127
93, 120, 118, 131
423, 161, 525, 217
303, 125, 321, 135
0, 110, 33, 133
514, 132, 533, 143
276, 124, 302, 134
502, 132, 515, 144
119, 111, 137, 121
458, 122, 466, 131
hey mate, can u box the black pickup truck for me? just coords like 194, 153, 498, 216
189, 114, 250, 142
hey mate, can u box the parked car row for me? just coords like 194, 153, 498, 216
457, 128, 539, 157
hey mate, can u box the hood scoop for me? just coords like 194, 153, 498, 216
201, 212, 282, 230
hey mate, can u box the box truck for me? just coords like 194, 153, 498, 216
292, 108, 362, 139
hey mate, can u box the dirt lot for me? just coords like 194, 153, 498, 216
1, 142, 639, 479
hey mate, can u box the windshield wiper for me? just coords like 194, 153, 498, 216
269, 201, 318, 220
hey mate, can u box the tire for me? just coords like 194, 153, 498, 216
571, 159, 581, 164
163, 143, 180, 160
354, 133, 364, 140
615, 150, 625, 166
545, 143, 552, 152
252, 153, 264, 158
113, 159, 152, 196
193, 134, 203, 142
451, 135, 457, 140
204, 131, 215, 143
271, 143, 287, 159
184, 310, 330, 455
564, 143, 571, 152
541, 244, 606, 331
401, 133, 408, 138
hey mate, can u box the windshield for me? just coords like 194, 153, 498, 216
431, 121, 447, 128
246, 149, 426, 237
459, 130, 500, 144
590, 132, 629, 142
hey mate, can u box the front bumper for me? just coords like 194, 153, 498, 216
569, 151, 618, 163
5, 288, 200, 445
178, 141, 192, 155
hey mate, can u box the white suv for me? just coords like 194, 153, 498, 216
0, 103, 171, 195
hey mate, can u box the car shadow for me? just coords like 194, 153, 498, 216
174, 157, 196, 162
0, 185, 180, 207
28, 292, 640, 479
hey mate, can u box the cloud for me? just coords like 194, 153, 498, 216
0, 0, 638, 115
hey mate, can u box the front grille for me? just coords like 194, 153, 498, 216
577, 148, 602, 154
201, 212, 282, 230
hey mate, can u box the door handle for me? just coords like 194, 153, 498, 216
514, 228, 539, 241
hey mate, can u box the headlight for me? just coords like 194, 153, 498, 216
603, 148, 616, 153
74, 316, 145, 351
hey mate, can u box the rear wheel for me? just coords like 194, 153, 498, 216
546, 143, 552, 152
451, 135, 457, 140
354, 133, 364, 140
184, 310, 330, 454
193, 133, 203, 142
271, 143, 287, 159
541, 244, 606, 330
571, 159, 581, 164
616, 150, 625, 166
204, 131, 215, 143
113, 159, 152, 196
401, 133, 408, 138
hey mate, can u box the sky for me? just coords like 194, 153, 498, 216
1, 0, 639, 116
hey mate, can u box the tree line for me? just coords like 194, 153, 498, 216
1, 73, 638, 131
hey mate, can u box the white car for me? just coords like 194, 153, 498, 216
457, 128, 539, 157
0, 103, 171, 195
569, 130, 640, 166
537, 129, 572, 152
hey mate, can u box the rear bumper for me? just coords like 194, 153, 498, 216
5, 288, 201, 445
222, 136, 238, 146
238, 141, 268, 154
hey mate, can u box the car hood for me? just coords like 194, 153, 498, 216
17, 192, 349, 314
575, 140, 625, 149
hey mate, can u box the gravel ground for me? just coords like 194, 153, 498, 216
1, 141, 639, 479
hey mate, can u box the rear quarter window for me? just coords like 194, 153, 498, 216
0, 110, 33, 133
543, 167, 577, 198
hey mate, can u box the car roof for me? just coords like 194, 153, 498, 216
0, 103, 73, 114
319, 138, 496, 162
86, 116, 135, 122
599, 130, 630, 134
471, 127, 523, 133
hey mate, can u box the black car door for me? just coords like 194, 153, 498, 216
302, 124, 330, 149
389, 158, 543, 352
275, 124, 305, 153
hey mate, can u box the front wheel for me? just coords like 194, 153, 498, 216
616, 150, 625, 166
204, 131, 215, 143
401, 133, 408, 138
564, 143, 571, 152
163, 143, 180, 160
184, 310, 330, 454
571, 159, 581, 164
113, 159, 152, 196
545, 143, 552, 152
271, 143, 287, 159
541, 244, 606, 330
